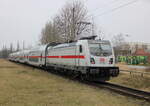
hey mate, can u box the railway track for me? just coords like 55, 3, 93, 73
85, 81, 150, 102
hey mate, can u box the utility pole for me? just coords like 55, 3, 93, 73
92, 16, 95, 36
72, 7, 75, 41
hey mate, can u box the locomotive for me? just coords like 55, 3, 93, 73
9, 38, 119, 81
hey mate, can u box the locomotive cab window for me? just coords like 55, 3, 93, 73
89, 43, 112, 56
79, 45, 82, 53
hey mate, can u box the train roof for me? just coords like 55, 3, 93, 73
31, 45, 47, 51
28, 44, 51, 52
52, 39, 110, 49
53, 42, 76, 49
87, 40, 110, 44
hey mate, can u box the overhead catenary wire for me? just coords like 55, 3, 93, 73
83, 0, 139, 38
94, 0, 139, 18
86, 0, 131, 18
85, 0, 139, 19
88, 0, 127, 15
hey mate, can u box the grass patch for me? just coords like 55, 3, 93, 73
0, 59, 149, 106
109, 73, 150, 92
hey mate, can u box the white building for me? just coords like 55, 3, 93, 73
127, 42, 150, 54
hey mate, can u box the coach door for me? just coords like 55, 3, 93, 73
40, 53, 42, 61
76, 45, 82, 66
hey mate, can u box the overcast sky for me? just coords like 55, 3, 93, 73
0, 0, 150, 49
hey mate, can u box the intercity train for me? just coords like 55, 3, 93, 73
9, 38, 119, 81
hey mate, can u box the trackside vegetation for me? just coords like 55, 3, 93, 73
109, 72, 150, 92
0, 59, 149, 106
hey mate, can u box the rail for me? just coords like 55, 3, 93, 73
89, 81, 150, 102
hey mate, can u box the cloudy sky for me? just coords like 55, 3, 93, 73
0, 0, 150, 49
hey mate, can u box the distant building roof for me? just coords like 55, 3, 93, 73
133, 49, 150, 56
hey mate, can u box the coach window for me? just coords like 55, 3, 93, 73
79, 45, 82, 53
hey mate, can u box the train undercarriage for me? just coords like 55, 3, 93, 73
45, 65, 119, 81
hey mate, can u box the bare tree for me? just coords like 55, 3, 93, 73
135, 44, 139, 52
17, 41, 20, 51
0, 43, 15, 58
40, 0, 90, 44
1, 45, 9, 58
97, 29, 106, 40
112, 33, 131, 56
142, 44, 148, 51
10, 43, 13, 53
112, 33, 126, 48
40, 21, 60, 44
58, 0, 90, 41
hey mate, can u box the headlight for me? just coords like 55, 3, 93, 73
109, 58, 113, 64
90, 58, 95, 64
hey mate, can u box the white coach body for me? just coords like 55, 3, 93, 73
27, 45, 47, 67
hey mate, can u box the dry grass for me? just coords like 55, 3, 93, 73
116, 63, 150, 72
0, 59, 149, 106
109, 73, 150, 92
114, 63, 150, 92
145, 67, 150, 72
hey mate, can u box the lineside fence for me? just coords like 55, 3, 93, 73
120, 70, 150, 77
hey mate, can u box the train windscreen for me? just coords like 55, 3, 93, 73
89, 43, 112, 56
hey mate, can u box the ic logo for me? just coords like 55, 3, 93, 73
100, 58, 105, 63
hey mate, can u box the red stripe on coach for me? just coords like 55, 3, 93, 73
47, 55, 85, 59
28, 56, 41, 58
61, 55, 85, 59
46, 56, 60, 58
